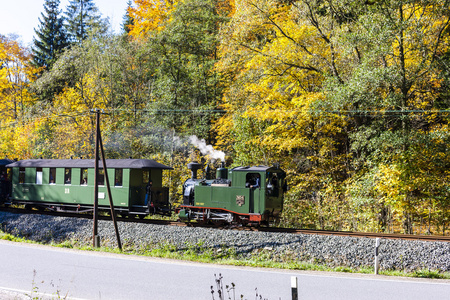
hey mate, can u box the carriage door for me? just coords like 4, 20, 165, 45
246, 173, 261, 213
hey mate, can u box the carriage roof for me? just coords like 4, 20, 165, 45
6, 159, 173, 170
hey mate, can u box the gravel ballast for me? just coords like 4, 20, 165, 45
0, 211, 449, 272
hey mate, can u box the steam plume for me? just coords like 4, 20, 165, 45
189, 135, 225, 162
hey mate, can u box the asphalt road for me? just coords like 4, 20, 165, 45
0, 240, 449, 300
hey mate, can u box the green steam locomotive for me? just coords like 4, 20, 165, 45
179, 162, 287, 224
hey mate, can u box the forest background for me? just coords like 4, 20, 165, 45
1, 0, 450, 235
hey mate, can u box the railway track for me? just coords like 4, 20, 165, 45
255, 227, 450, 242
1, 206, 449, 242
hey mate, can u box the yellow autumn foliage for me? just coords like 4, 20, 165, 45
0, 35, 42, 159
48, 73, 111, 158
215, 0, 346, 169
128, 0, 179, 38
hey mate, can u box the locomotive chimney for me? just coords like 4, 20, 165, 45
187, 162, 202, 179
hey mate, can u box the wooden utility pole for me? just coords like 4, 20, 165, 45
93, 110, 100, 247
92, 109, 122, 250
98, 123, 122, 250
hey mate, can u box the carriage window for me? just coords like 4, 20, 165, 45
115, 169, 123, 186
80, 168, 88, 185
19, 167, 25, 184
142, 170, 149, 184
36, 168, 43, 184
64, 168, 72, 184
98, 169, 105, 186
49, 168, 56, 184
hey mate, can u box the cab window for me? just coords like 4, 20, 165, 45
245, 173, 261, 188
266, 172, 280, 196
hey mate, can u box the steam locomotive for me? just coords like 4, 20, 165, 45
179, 162, 286, 224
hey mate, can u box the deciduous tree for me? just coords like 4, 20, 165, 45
0, 35, 40, 158
127, 0, 178, 38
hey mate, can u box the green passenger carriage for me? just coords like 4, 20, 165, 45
6, 159, 172, 216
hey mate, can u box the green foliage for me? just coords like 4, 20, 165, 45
412, 269, 447, 279
0, 230, 35, 243
142, 0, 230, 138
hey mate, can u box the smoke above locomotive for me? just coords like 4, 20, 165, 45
188, 135, 225, 162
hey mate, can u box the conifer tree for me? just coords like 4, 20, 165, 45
32, 0, 68, 70
122, 0, 134, 34
64, 0, 107, 44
